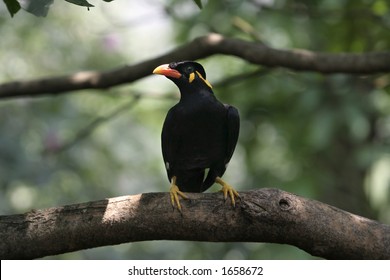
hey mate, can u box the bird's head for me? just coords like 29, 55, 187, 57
153, 61, 213, 91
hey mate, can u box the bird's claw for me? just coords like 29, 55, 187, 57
216, 177, 240, 207
169, 183, 188, 212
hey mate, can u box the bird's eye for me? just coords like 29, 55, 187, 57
185, 65, 194, 73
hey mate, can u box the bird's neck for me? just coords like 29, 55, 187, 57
178, 85, 214, 103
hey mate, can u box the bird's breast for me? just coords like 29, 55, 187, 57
171, 101, 227, 168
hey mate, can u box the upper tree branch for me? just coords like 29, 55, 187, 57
1, 33, 390, 99
1, 188, 389, 259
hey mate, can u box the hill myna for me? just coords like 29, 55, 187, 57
153, 61, 240, 211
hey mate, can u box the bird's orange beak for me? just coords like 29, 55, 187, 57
153, 64, 182, 79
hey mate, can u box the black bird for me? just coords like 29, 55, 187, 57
153, 61, 240, 210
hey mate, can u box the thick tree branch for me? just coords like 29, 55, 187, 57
1, 33, 390, 99
0, 188, 389, 259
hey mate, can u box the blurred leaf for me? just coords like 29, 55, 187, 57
65, 0, 94, 8
3, 0, 21, 17
372, 0, 388, 16
20, 0, 54, 17
193, 0, 203, 9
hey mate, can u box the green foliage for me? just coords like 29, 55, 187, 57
193, 0, 203, 9
20, 0, 54, 17
3, 0, 20, 17
2, 0, 203, 17
65, 0, 94, 8
2, 0, 96, 17
1, 0, 390, 259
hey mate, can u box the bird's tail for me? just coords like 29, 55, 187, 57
201, 169, 219, 192
201, 165, 228, 192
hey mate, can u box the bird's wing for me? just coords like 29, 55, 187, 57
201, 104, 240, 192
225, 105, 240, 164
161, 108, 178, 181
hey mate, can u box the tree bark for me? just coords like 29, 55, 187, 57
0, 188, 389, 260
1, 33, 390, 99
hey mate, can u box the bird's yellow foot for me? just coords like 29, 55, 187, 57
216, 176, 240, 207
169, 176, 189, 211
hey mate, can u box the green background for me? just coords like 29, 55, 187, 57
1, 0, 389, 259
